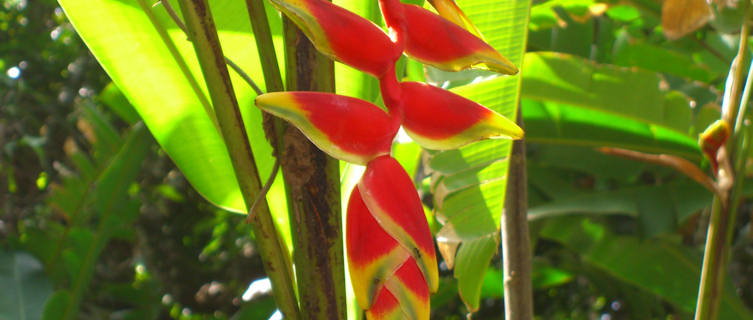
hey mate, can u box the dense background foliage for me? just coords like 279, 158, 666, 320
2, 0, 753, 319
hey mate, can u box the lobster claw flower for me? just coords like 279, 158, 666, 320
347, 155, 437, 319
398, 3, 518, 74
269, 0, 399, 77
427, 0, 485, 40
399, 82, 523, 150
255, 92, 399, 165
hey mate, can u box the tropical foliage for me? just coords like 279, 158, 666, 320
2, 0, 753, 319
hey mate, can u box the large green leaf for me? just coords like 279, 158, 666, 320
59, 0, 282, 213
539, 217, 753, 319
0, 251, 53, 320
523, 99, 702, 160
521, 52, 708, 138
529, 179, 712, 235
612, 42, 715, 83
424, 0, 531, 311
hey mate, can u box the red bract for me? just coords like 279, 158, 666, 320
269, 0, 399, 77
255, 92, 399, 165
378, 0, 407, 48
400, 81, 523, 150
384, 3, 517, 74
346, 156, 434, 320
358, 156, 438, 292
346, 185, 408, 310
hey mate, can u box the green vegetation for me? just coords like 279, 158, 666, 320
2, 0, 753, 319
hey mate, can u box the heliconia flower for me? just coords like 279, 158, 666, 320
347, 155, 437, 319
399, 82, 523, 150
396, 3, 518, 74
254, 92, 400, 165
269, 0, 400, 77
427, 0, 485, 40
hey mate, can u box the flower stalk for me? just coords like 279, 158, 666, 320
694, 2, 752, 319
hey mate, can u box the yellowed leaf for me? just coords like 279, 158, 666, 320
662, 0, 713, 40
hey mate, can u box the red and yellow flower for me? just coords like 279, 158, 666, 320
255, 0, 522, 317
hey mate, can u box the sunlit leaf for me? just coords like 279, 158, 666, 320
521, 52, 702, 136
424, 0, 530, 310
522, 99, 701, 160
59, 0, 281, 213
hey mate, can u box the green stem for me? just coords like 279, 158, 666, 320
695, 6, 751, 319
245, 0, 284, 93
695, 197, 729, 320
245, 0, 288, 160
159, 0, 264, 95
175, 1, 300, 318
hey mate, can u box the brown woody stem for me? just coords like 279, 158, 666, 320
502, 107, 534, 320
278, 14, 347, 319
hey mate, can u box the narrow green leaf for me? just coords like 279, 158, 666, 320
57, 125, 151, 319
99, 83, 140, 124
453, 236, 497, 312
